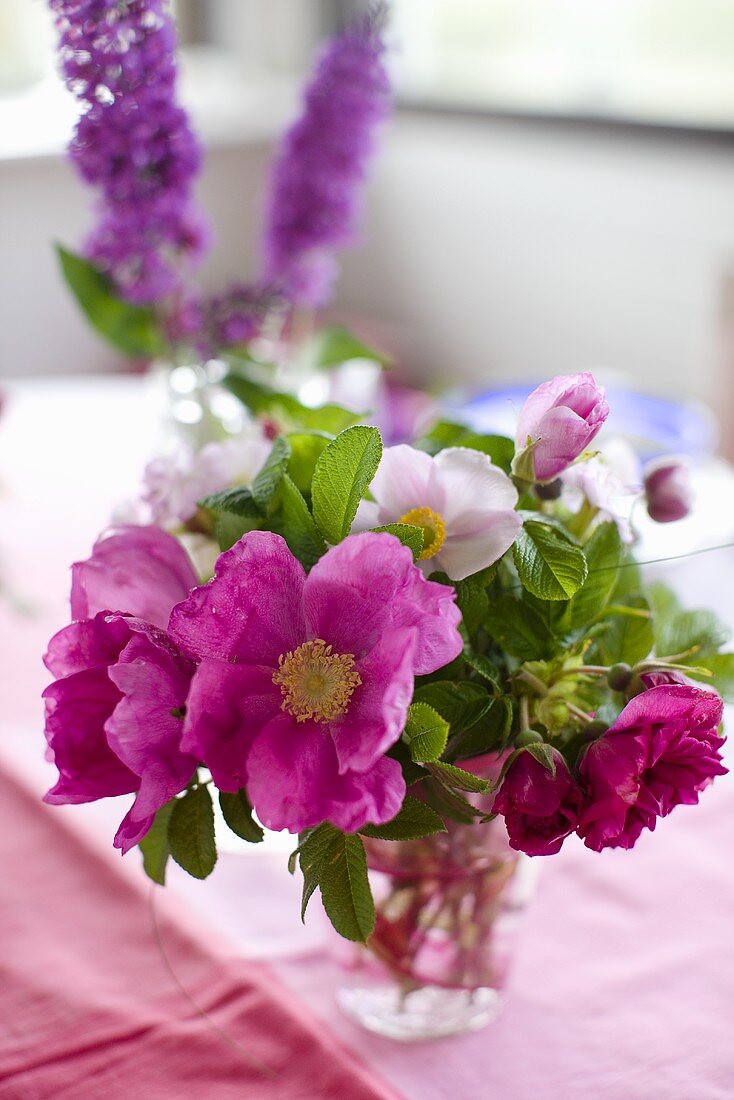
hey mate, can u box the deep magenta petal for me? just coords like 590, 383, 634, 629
168, 531, 306, 664
181, 661, 282, 793
493, 747, 583, 857
44, 613, 133, 679
71, 525, 197, 629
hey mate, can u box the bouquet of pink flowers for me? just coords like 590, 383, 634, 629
42, 372, 730, 945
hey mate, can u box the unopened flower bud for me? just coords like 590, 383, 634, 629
515, 728, 544, 746
644, 458, 692, 524
607, 662, 633, 691
534, 478, 563, 501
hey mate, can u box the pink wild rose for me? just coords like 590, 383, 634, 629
513, 372, 609, 483
169, 531, 463, 834
578, 684, 725, 851
493, 747, 584, 856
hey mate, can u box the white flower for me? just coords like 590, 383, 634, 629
136, 431, 271, 530
357, 444, 522, 581
562, 436, 641, 541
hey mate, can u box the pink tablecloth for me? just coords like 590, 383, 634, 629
2, 376, 734, 1099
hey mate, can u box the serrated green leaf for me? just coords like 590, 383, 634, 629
312, 426, 382, 543
599, 597, 654, 665
360, 795, 446, 841
56, 245, 165, 358
656, 609, 731, 661
168, 785, 217, 880
297, 824, 336, 921
403, 702, 450, 762
305, 325, 391, 369
139, 800, 175, 885
413, 680, 492, 736
218, 790, 264, 844
687, 652, 734, 701
524, 742, 558, 775
271, 475, 327, 568
484, 594, 557, 661
446, 696, 513, 762
462, 652, 501, 691
568, 522, 623, 629
199, 487, 263, 551
426, 760, 490, 793
251, 435, 291, 511
371, 523, 424, 560
513, 519, 588, 600
319, 832, 375, 944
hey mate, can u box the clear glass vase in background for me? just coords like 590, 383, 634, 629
335, 813, 536, 1042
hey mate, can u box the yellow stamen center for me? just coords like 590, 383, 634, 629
398, 506, 446, 560
272, 639, 362, 724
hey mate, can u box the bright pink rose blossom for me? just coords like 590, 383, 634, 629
513, 372, 609, 483
71, 525, 197, 630
578, 684, 725, 852
43, 526, 200, 852
169, 530, 463, 834
493, 747, 584, 856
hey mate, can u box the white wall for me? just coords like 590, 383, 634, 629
337, 113, 734, 406
2, 109, 734, 413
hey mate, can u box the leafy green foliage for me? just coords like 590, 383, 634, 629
417, 420, 515, 472
402, 702, 450, 762
568, 522, 623, 629
426, 761, 490, 793
168, 785, 217, 880
484, 594, 557, 661
218, 790, 264, 844
655, 609, 731, 661
305, 325, 391, 369
286, 432, 331, 495
312, 426, 382, 544
251, 435, 291, 511
223, 373, 361, 433
270, 476, 327, 569
56, 245, 165, 358
199, 487, 263, 551
139, 800, 175, 885
597, 597, 654, 665
295, 825, 375, 943
371, 523, 424, 560
360, 796, 446, 841
513, 519, 588, 600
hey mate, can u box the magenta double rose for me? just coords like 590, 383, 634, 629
43, 525, 463, 846
493, 684, 725, 856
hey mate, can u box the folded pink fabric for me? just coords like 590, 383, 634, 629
0, 767, 400, 1100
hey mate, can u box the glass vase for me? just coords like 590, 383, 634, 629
335, 816, 534, 1041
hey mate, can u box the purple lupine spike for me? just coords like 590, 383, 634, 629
49, 0, 210, 304
261, 4, 392, 310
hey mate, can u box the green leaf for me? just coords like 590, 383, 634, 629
568, 522, 623, 629
417, 421, 515, 473
199, 487, 263, 551
371, 522, 424, 560
688, 652, 734, 701
656, 609, 731, 661
223, 373, 361, 433
305, 325, 391, 369
513, 519, 588, 600
426, 760, 489, 793
599, 597, 654, 665
138, 800, 175, 885
271, 475, 327, 569
296, 825, 337, 921
168, 785, 218, 880
319, 831, 376, 944
251, 435, 292, 512
312, 425, 382, 544
287, 432, 332, 495
402, 702, 450, 763
446, 696, 513, 761
462, 652, 501, 691
413, 680, 492, 736
56, 245, 165, 358
218, 790, 264, 844
360, 795, 446, 841
524, 742, 557, 775
484, 594, 557, 661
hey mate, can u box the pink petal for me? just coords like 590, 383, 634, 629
181, 661, 282, 792
169, 531, 306, 665
435, 511, 523, 581
247, 713, 406, 833
43, 613, 132, 679
431, 447, 518, 523
71, 525, 197, 630
330, 628, 417, 775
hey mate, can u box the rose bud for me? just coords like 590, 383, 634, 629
643, 457, 692, 523
493, 747, 584, 856
512, 372, 609, 483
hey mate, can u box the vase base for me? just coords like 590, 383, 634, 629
337, 983, 503, 1041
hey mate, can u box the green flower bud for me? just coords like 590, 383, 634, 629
516, 728, 544, 747
607, 662, 633, 691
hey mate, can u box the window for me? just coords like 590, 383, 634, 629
376, 0, 734, 131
